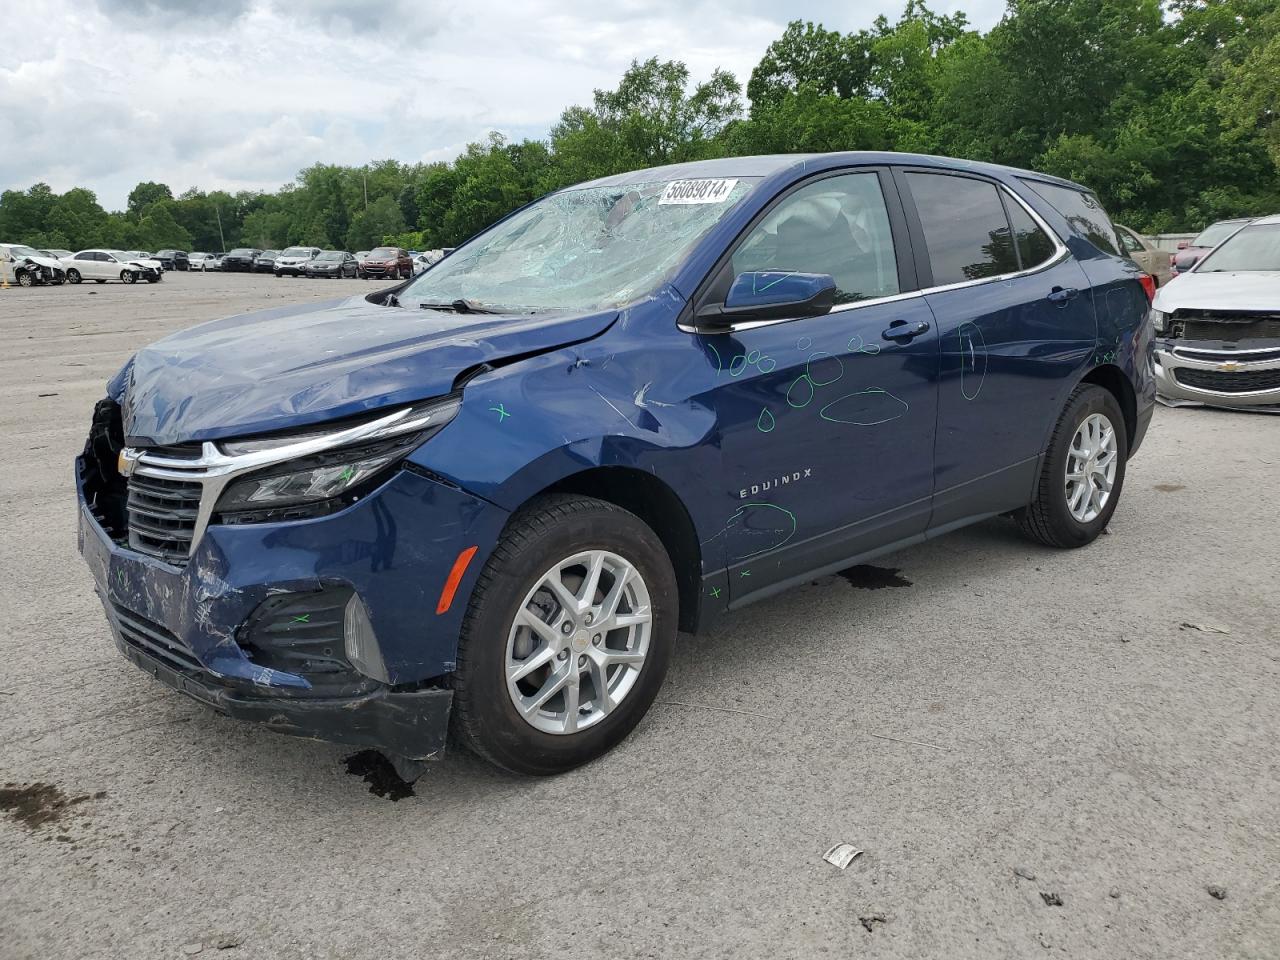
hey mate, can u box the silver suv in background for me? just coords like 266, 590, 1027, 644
273, 246, 321, 277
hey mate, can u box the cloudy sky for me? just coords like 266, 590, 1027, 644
3, 0, 1005, 210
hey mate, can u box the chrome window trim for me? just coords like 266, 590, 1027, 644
681, 182, 1069, 335
124, 400, 457, 559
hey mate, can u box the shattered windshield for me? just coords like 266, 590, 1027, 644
400, 177, 758, 312
1196, 224, 1280, 272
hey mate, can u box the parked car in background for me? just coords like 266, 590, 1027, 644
304, 250, 358, 278
1171, 219, 1253, 276
75, 152, 1153, 778
1151, 213, 1280, 411
1115, 224, 1172, 287
117, 251, 164, 282
358, 246, 412, 280
188, 252, 216, 271
411, 249, 443, 274
61, 249, 146, 284
253, 250, 280, 273
1, 242, 66, 285
272, 246, 321, 277
355, 251, 370, 261
221, 248, 261, 272
41, 248, 74, 261
153, 250, 190, 271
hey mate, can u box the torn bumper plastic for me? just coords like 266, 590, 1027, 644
76, 455, 509, 760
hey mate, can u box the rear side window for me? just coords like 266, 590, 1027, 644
906, 173, 1019, 285
731, 171, 900, 304
1020, 179, 1122, 256
1006, 198, 1057, 268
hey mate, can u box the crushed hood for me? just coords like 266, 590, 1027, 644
1155, 271, 1280, 314
115, 295, 617, 446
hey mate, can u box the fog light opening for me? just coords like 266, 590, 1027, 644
344, 593, 390, 683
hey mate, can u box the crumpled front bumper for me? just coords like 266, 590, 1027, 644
76, 460, 509, 759
1154, 338, 1280, 411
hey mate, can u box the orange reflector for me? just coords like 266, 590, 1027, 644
436, 546, 479, 615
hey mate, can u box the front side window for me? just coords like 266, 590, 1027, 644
907, 173, 1020, 285
400, 177, 758, 312
1020, 179, 1122, 256
1195, 223, 1280, 272
731, 172, 900, 305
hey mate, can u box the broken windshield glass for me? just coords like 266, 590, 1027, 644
399, 177, 758, 313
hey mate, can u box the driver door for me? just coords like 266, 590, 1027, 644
700, 169, 940, 600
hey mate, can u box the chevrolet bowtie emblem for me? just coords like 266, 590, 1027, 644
1218, 362, 1241, 372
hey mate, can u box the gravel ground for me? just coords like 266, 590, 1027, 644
1, 272, 1278, 960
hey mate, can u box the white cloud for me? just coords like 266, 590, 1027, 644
0, 0, 1007, 209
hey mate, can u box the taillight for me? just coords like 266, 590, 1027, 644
1139, 273, 1156, 302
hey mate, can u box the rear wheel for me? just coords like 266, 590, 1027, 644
67, 269, 81, 283
1016, 383, 1127, 548
451, 494, 677, 775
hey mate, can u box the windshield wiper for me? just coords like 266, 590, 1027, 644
418, 298, 501, 314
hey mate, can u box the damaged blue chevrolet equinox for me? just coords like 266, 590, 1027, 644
77, 153, 1154, 777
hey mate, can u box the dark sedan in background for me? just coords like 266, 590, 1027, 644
358, 246, 412, 280
304, 250, 359, 278
221, 248, 262, 272
1171, 218, 1253, 275
252, 250, 280, 273
153, 250, 190, 271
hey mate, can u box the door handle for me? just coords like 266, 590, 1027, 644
881, 319, 930, 342
1047, 286, 1079, 305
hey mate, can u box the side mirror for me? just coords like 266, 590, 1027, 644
1176, 241, 1190, 250
698, 272, 837, 327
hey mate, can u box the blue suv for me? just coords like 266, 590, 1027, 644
76, 153, 1154, 777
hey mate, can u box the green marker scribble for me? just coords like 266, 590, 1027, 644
740, 569, 751, 578
756, 408, 776, 433
709, 586, 722, 599
291, 614, 311, 624
489, 403, 510, 422
338, 466, 356, 484
757, 271, 796, 293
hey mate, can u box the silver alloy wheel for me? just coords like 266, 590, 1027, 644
1065, 412, 1117, 523
505, 549, 652, 736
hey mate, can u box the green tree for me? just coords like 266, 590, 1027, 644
126, 181, 174, 219
346, 194, 407, 250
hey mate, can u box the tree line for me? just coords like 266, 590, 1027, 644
3, 0, 1276, 254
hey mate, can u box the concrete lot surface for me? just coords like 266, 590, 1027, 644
1, 273, 1278, 959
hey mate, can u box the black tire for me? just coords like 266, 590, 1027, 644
121, 270, 136, 284
67, 269, 81, 283
1016, 383, 1128, 548
451, 494, 678, 775
17, 271, 34, 287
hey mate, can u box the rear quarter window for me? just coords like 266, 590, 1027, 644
1019, 179, 1122, 257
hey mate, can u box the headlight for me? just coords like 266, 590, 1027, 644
1150, 309, 1168, 334
213, 397, 460, 519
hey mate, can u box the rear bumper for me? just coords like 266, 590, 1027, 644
1154, 339, 1280, 411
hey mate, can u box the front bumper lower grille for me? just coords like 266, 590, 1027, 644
1173, 367, 1280, 394
112, 603, 202, 673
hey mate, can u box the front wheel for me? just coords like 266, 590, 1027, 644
67, 269, 81, 283
451, 494, 677, 775
17, 271, 34, 287
1016, 383, 1128, 548
120, 270, 137, 284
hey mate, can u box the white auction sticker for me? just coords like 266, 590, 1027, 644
659, 178, 738, 204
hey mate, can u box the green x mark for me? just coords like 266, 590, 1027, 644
291, 614, 311, 624
739, 569, 751, 578
709, 586, 722, 599
489, 403, 511, 422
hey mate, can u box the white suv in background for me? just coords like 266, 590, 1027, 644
273, 246, 321, 277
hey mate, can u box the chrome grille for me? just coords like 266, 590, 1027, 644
126, 474, 202, 564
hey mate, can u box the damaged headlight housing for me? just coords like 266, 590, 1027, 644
214, 397, 459, 522
1149, 309, 1168, 334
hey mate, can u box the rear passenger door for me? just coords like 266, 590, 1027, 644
894, 169, 1096, 530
